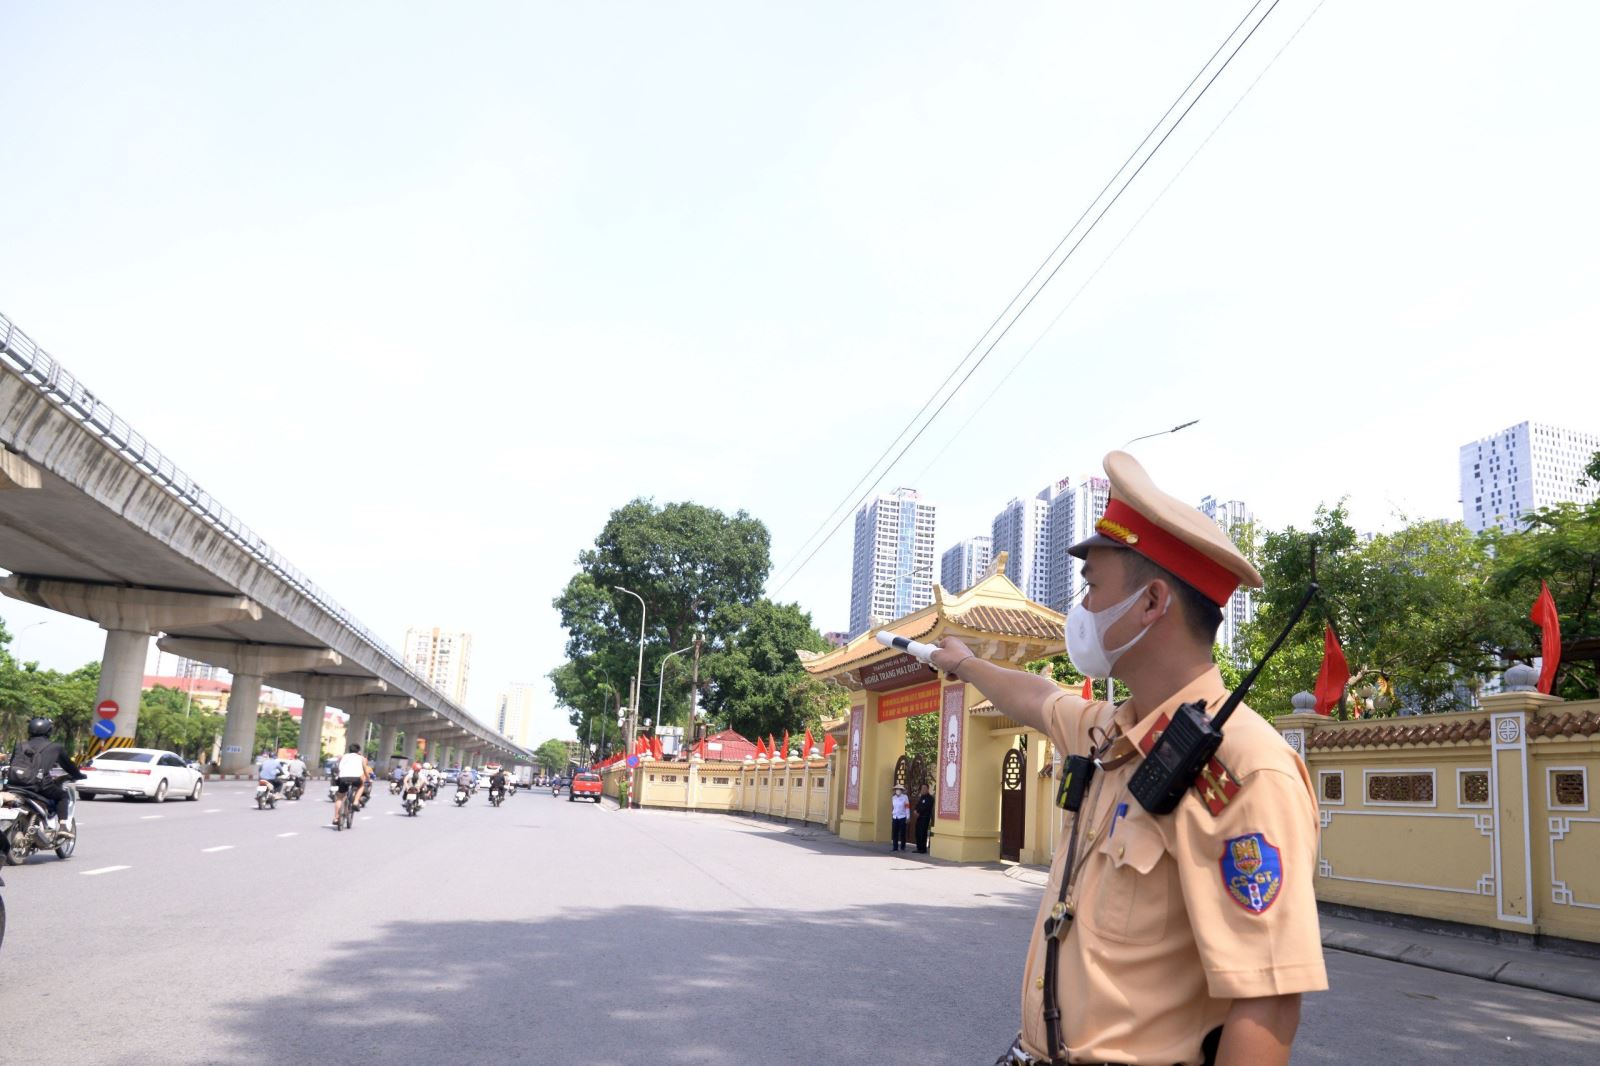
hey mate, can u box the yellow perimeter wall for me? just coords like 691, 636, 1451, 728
1277, 688, 1600, 944
599, 755, 837, 827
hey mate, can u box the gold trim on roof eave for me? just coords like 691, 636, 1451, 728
798, 569, 1067, 679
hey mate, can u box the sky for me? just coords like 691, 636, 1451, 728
2, 1, 1597, 744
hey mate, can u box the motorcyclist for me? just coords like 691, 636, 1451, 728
256, 750, 285, 797
400, 761, 427, 806
488, 766, 508, 801
4, 717, 86, 821
460, 766, 479, 792
331, 742, 371, 825
421, 762, 440, 799
282, 752, 307, 783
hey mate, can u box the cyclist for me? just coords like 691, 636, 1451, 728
331, 743, 370, 826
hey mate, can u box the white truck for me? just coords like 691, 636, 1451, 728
515, 765, 534, 788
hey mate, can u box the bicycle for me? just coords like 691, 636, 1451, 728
334, 782, 358, 831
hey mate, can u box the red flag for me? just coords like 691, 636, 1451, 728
651, 735, 663, 760
1081, 678, 1093, 700
1313, 624, 1349, 716
1532, 581, 1562, 695
755, 738, 766, 758
803, 728, 815, 756
768, 735, 777, 759
781, 731, 790, 758
822, 734, 836, 757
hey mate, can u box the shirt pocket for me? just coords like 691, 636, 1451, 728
1085, 817, 1171, 946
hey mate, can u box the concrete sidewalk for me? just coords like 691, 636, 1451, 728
1002, 862, 1600, 1003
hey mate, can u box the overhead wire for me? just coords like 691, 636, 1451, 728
766, 0, 1272, 590
772, 0, 1291, 598
906, 0, 1330, 487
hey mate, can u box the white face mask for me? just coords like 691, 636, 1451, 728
1066, 584, 1167, 680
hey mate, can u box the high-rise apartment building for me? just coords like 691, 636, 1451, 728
495, 681, 540, 748
1460, 421, 1600, 534
1046, 476, 1110, 613
848, 488, 937, 638
993, 493, 1054, 604
939, 536, 993, 596
1198, 496, 1256, 661
404, 626, 473, 705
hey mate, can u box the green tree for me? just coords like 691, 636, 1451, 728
700, 599, 847, 741
1485, 450, 1600, 699
1244, 504, 1521, 718
533, 738, 571, 774
254, 711, 299, 756
550, 499, 772, 745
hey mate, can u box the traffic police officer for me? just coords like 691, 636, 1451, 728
930, 451, 1325, 1066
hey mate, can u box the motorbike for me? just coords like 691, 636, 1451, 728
489, 786, 505, 808
420, 783, 438, 802
402, 789, 422, 817
281, 776, 305, 801
328, 782, 339, 803
0, 781, 78, 864
551, 783, 561, 797
453, 786, 470, 807
0, 869, 7, 953
356, 783, 371, 811
254, 780, 280, 810
389, 780, 402, 796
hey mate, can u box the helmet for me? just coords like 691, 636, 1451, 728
412, 761, 421, 770
27, 716, 53, 738
424, 762, 433, 770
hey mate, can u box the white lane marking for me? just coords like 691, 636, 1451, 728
141, 815, 163, 820
201, 845, 234, 853
361, 816, 372, 821
204, 808, 221, 813
276, 832, 298, 838
81, 865, 131, 876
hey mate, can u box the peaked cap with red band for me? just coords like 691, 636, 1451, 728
1067, 451, 1263, 606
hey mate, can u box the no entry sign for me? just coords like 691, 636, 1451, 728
96, 700, 120, 719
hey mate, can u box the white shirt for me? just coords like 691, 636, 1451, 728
891, 793, 910, 818
336, 752, 366, 779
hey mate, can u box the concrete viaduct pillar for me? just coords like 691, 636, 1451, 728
160, 638, 341, 774
270, 674, 391, 770
0, 577, 260, 750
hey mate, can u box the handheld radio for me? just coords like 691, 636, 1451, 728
1128, 582, 1319, 816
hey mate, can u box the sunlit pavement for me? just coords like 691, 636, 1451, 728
2, 784, 1596, 1065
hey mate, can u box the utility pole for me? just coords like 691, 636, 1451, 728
688, 633, 703, 753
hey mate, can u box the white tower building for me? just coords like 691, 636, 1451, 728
1460, 421, 1600, 533
1198, 496, 1256, 662
939, 536, 992, 595
403, 627, 473, 705
992, 494, 1053, 605
848, 488, 937, 638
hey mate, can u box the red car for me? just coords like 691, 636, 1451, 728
568, 772, 603, 803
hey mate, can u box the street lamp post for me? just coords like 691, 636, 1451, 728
654, 644, 695, 759
614, 586, 647, 756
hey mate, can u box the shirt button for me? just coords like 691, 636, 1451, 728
1035, 977, 1045, 990
1117, 843, 1126, 859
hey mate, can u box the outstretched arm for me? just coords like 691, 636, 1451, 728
929, 637, 1065, 735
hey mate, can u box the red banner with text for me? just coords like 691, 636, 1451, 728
876, 681, 942, 723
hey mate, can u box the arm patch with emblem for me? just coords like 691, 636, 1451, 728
1220, 832, 1283, 914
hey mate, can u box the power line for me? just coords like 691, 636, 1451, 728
773, 0, 1290, 597
766, 0, 1272, 589
906, 0, 1331, 487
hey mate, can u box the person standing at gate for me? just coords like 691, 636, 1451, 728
928, 451, 1324, 1066
914, 783, 934, 854
889, 784, 910, 851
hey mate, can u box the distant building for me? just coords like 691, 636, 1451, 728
993, 494, 1053, 604
848, 488, 937, 638
404, 626, 473, 705
939, 536, 993, 595
495, 681, 540, 748
1046, 475, 1110, 613
822, 631, 850, 648
1198, 496, 1256, 662
141, 675, 231, 715
1460, 420, 1600, 533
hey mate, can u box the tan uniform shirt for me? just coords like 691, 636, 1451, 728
1019, 667, 1327, 1064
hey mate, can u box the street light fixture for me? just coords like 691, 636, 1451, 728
655, 644, 695, 758
614, 586, 647, 755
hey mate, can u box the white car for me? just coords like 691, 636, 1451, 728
78, 748, 204, 803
